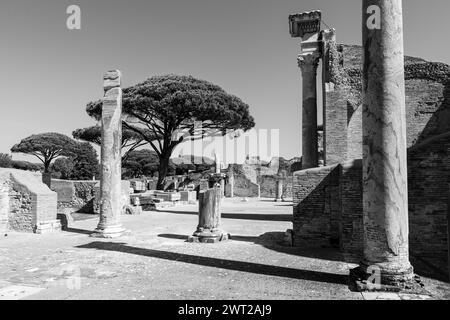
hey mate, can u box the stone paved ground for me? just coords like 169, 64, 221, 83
0, 198, 449, 300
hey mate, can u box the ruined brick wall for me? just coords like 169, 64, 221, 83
339, 160, 363, 263
339, 45, 450, 159
292, 165, 340, 247
292, 149, 449, 274
408, 133, 450, 276
322, 40, 349, 166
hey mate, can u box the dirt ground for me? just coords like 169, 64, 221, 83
0, 198, 449, 300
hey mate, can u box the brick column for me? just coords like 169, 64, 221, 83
92, 70, 126, 238
354, 0, 414, 288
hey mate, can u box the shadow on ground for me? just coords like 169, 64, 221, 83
161, 210, 292, 222
77, 241, 348, 285
158, 232, 346, 263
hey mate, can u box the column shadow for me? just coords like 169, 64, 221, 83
159, 210, 293, 222
76, 241, 349, 285
156, 232, 345, 263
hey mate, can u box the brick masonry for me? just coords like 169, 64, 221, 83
292, 165, 340, 247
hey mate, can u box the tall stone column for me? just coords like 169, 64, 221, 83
289, 11, 322, 170
354, 0, 414, 288
298, 53, 320, 169
92, 70, 126, 238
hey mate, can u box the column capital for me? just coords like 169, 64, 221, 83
298, 51, 321, 73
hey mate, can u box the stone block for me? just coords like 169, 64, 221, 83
180, 191, 197, 203
153, 191, 181, 202
130, 180, 147, 193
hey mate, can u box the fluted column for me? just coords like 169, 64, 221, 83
92, 70, 126, 238
359, 0, 413, 286
298, 52, 320, 169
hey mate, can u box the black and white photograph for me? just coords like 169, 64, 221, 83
0, 0, 449, 307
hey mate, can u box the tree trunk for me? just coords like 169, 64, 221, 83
157, 152, 170, 190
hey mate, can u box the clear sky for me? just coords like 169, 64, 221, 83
1, 0, 449, 161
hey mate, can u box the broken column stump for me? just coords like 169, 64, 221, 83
188, 185, 230, 243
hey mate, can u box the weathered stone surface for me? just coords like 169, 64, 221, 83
360, 0, 413, 284
92, 70, 125, 238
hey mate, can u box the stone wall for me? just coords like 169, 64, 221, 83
229, 174, 260, 198
51, 179, 98, 213
258, 175, 293, 199
51, 179, 131, 214
0, 168, 60, 234
408, 133, 450, 275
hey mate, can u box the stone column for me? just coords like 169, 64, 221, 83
298, 52, 321, 169
92, 70, 126, 238
354, 0, 414, 288
188, 184, 230, 243
289, 11, 322, 170
275, 178, 283, 202
173, 177, 179, 191
228, 169, 234, 198
220, 179, 225, 198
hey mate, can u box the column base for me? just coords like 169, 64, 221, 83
90, 225, 129, 238
188, 229, 230, 244
349, 265, 426, 293
274, 198, 283, 203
